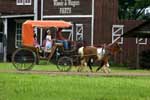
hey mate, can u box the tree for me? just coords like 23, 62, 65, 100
119, 0, 150, 20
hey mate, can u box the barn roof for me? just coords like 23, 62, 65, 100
121, 20, 150, 38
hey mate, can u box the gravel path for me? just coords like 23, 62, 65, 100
1, 70, 150, 77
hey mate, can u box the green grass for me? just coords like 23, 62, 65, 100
1, 62, 150, 73
1, 73, 150, 100
1, 63, 150, 100
0, 62, 58, 71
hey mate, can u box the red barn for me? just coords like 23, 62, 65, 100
0, 0, 149, 67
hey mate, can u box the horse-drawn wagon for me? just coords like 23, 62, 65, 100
12, 20, 122, 73
12, 20, 78, 71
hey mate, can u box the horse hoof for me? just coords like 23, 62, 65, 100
108, 69, 111, 73
95, 70, 98, 72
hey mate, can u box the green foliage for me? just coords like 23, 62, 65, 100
119, 0, 150, 20
1, 73, 150, 100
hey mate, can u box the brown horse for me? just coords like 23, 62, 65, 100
78, 42, 122, 73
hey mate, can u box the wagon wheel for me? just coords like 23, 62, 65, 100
12, 48, 36, 71
57, 56, 73, 72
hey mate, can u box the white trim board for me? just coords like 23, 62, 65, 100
0, 14, 34, 18
91, 0, 94, 46
43, 15, 93, 19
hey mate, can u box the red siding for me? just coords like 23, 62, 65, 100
94, 0, 118, 45
0, 0, 34, 15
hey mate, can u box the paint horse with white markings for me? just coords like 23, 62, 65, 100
78, 42, 122, 73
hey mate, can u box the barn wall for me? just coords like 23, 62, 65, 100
44, 18, 92, 45
0, 0, 33, 15
121, 22, 150, 68
42, 0, 129, 65
94, 0, 119, 45
42, 0, 93, 45
42, 0, 119, 45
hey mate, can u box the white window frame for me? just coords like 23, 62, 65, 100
16, 0, 32, 5
112, 25, 124, 44
24, 0, 32, 5
62, 26, 73, 41
15, 22, 22, 48
76, 24, 83, 41
16, 0, 23, 5
136, 38, 147, 45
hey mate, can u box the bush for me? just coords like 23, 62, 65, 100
140, 49, 150, 69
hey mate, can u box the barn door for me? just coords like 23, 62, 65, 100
76, 24, 83, 41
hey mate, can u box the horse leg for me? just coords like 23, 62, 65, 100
101, 62, 111, 73
78, 58, 85, 72
96, 61, 104, 72
103, 65, 109, 73
96, 61, 109, 73
87, 58, 93, 72
106, 62, 111, 73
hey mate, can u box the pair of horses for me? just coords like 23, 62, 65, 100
77, 42, 122, 73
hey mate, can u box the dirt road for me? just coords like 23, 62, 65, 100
1, 70, 150, 77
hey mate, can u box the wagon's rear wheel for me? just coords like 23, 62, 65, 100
12, 48, 36, 71
57, 56, 73, 72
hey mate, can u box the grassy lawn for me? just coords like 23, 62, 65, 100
0, 73, 150, 100
0, 63, 150, 100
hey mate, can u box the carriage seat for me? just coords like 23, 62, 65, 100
55, 42, 63, 47
43, 42, 64, 53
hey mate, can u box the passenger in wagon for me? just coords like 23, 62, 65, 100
33, 34, 40, 48
44, 29, 53, 52
33, 34, 43, 53
56, 28, 69, 49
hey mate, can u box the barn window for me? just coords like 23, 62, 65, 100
16, 0, 23, 5
24, 0, 32, 5
136, 38, 147, 45
61, 26, 73, 41
76, 24, 83, 41
112, 25, 124, 44
16, 0, 32, 5
15, 22, 22, 48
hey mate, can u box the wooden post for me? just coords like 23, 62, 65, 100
136, 39, 140, 69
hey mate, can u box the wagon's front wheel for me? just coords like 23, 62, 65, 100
57, 56, 73, 72
12, 48, 36, 71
